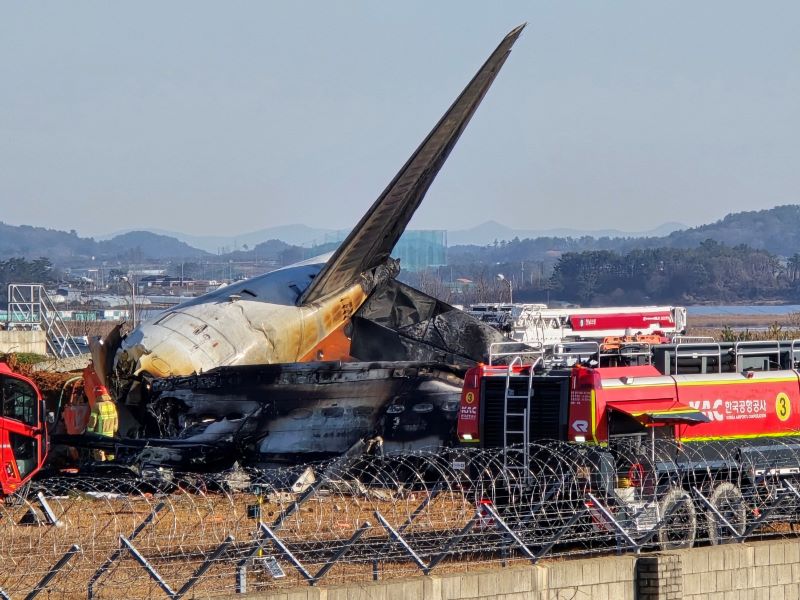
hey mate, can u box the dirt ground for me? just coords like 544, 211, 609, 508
0, 487, 476, 598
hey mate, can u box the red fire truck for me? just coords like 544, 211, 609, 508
456, 340, 800, 548
0, 362, 48, 498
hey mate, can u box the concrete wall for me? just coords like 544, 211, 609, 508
679, 539, 800, 600
238, 538, 800, 600
240, 555, 637, 600
0, 330, 46, 354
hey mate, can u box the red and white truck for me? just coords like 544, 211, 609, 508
465, 304, 686, 347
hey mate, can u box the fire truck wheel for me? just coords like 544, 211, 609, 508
657, 487, 697, 550
707, 482, 747, 545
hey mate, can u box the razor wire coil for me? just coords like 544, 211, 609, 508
2, 440, 800, 598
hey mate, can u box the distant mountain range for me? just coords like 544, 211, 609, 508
96, 224, 340, 253
446, 220, 685, 246
2, 205, 798, 264
0, 222, 213, 264
97, 221, 685, 253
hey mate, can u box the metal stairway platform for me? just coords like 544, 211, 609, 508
6, 284, 82, 357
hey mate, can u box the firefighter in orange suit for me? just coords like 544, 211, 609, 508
87, 390, 118, 461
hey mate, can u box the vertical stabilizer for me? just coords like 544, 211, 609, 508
299, 24, 526, 305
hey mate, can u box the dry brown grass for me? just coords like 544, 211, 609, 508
0, 487, 478, 598
686, 310, 800, 341
687, 313, 791, 329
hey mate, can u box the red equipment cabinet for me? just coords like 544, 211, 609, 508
566, 365, 800, 446
0, 362, 47, 497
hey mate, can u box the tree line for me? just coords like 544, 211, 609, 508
547, 241, 790, 304
405, 240, 800, 306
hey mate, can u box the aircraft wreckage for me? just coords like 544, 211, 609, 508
64, 25, 527, 471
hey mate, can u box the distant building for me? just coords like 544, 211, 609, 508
392, 230, 447, 272
311, 230, 447, 272
140, 275, 195, 287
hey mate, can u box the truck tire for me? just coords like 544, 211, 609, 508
707, 482, 746, 545
657, 487, 697, 550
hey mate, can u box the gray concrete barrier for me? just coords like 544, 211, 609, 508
233, 538, 800, 600
0, 329, 46, 354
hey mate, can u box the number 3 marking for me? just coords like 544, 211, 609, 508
776, 393, 792, 422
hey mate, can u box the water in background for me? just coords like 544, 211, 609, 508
688, 305, 800, 316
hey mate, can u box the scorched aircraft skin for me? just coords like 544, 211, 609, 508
84, 26, 527, 468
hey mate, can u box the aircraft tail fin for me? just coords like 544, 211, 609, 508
300, 24, 525, 305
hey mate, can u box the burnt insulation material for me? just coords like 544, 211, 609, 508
350, 280, 514, 364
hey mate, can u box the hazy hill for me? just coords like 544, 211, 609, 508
97, 231, 211, 260
662, 205, 800, 256
0, 223, 212, 263
0, 222, 98, 260
449, 205, 800, 264
99, 224, 337, 253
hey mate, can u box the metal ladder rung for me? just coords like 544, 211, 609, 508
502, 356, 535, 486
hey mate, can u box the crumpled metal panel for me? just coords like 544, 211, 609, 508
349, 280, 509, 363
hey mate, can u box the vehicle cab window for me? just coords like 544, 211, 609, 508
1, 377, 38, 427
8, 431, 38, 479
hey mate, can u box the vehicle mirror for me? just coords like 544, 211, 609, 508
47, 411, 56, 424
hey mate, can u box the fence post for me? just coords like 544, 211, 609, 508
88, 501, 166, 599
24, 544, 81, 600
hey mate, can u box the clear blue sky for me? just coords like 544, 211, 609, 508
1, 2, 798, 238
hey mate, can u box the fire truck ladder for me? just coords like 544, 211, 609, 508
6, 284, 81, 358
502, 355, 535, 487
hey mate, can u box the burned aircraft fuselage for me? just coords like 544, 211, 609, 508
114, 259, 398, 384
135, 360, 465, 465
101, 278, 510, 470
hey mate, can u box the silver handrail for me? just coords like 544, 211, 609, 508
734, 340, 780, 372
673, 341, 722, 373
488, 341, 543, 366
